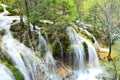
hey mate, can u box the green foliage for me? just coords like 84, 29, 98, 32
100, 60, 116, 78
82, 42, 88, 52
5, 62, 24, 80
0, 5, 4, 12
27, 10, 39, 24
52, 42, 61, 54
6, 6, 18, 15
0, 0, 14, 6
79, 30, 95, 43
114, 57, 120, 79
0, 53, 23, 80
1, 0, 23, 15
55, 0, 78, 21
27, 0, 78, 24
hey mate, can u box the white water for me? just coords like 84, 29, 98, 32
30, 24, 56, 73
0, 3, 9, 16
0, 4, 57, 80
0, 63, 15, 80
67, 27, 102, 80
67, 27, 85, 70
0, 3, 103, 80
0, 14, 31, 80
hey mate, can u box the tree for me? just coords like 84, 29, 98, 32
97, 0, 120, 61
73, 0, 83, 19
27, 0, 78, 24
14, 0, 24, 26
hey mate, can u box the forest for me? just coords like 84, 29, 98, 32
0, 0, 120, 80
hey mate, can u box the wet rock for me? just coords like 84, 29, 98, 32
0, 29, 6, 36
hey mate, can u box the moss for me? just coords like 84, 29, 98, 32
40, 24, 72, 62
52, 42, 62, 60
82, 42, 88, 52
6, 6, 18, 15
0, 56, 24, 80
82, 42, 89, 63
0, 49, 24, 80
0, 5, 4, 12
64, 35, 71, 53
80, 30, 95, 43
53, 42, 61, 54
5, 62, 24, 80
70, 23, 95, 43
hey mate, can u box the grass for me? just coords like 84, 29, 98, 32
100, 39, 120, 79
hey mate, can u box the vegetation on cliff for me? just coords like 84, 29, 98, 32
0, 0, 120, 79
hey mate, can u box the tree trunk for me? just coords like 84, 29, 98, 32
24, 0, 31, 35
34, 0, 38, 6
24, 0, 29, 18
20, 10, 24, 27
107, 37, 112, 61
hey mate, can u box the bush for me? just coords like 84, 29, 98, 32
0, 5, 4, 12
6, 6, 18, 15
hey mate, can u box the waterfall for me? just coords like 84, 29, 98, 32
0, 3, 103, 80
30, 24, 56, 74
0, 4, 57, 80
0, 63, 15, 80
0, 3, 9, 16
66, 27, 102, 80
67, 27, 85, 70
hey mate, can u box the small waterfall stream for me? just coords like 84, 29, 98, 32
0, 3, 102, 80
0, 63, 15, 80
0, 16, 31, 80
0, 3, 9, 16
67, 27, 85, 70
67, 27, 102, 80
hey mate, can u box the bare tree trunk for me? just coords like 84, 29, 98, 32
107, 36, 112, 61
19, 4, 24, 27
24, 0, 29, 18
24, 0, 31, 34
20, 11, 24, 27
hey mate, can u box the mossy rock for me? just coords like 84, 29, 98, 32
6, 6, 18, 15
10, 24, 39, 50
82, 42, 88, 52
80, 30, 95, 43
40, 24, 72, 62
0, 5, 4, 12
0, 29, 6, 36
69, 23, 95, 43
82, 42, 89, 62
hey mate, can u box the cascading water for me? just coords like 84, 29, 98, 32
66, 27, 85, 70
0, 3, 58, 80
0, 16, 31, 80
66, 27, 102, 80
0, 3, 9, 16
30, 24, 56, 74
0, 3, 103, 80
0, 63, 15, 80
